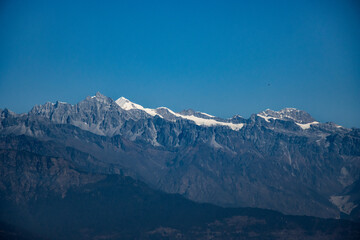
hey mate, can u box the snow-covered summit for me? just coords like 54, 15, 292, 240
257, 108, 319, 129
258, 108, 315, 123
115, 97, 244, 130
116, 97, 144, 111
115, 97, 158, 117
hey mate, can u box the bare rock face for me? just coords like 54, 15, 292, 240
1, 93, 360, 220
0, 149, 106, 202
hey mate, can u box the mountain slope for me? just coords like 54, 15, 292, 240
0, 147, 359, 240
1, 93, 359, 220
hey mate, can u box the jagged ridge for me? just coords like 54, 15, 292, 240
1, 92, 359, 220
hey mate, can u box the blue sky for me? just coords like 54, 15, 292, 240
0, 0, 359, 127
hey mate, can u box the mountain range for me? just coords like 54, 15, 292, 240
1, 92, 359, 239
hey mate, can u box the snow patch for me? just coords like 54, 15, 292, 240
338, 167, 354, 187
296, 121, 319, 130
210, 135, 223, 149
257, 114, 278, 122
330, 195, 358, 215
258, 113, 319, 130
157, 107, 243, 130
174, 113, 244, 130
200, 112, 215, 118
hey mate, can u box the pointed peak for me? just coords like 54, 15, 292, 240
95, 91, 105, 97
1, 108, 16, 117
86, 92, 113, 104
115, 97, 144, 111
115, 97, 160, 117
87, 91, 107, 100
117, 96, 128, 101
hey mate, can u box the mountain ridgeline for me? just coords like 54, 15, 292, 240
1, 92, 359, 238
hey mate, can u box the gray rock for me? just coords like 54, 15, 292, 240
1, 93, 359, 220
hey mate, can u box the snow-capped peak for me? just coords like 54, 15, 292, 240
257, 108, 319, 129
116, 97, 144, 111
258, 108, 315, 124
115, 97, 159, 117
114, 96, 244, 131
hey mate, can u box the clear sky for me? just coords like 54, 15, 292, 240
1, 0, 359, 128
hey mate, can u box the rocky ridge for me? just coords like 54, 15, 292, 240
1, 92, 359, 220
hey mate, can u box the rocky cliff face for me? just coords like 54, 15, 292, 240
1, 92, 359, 220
